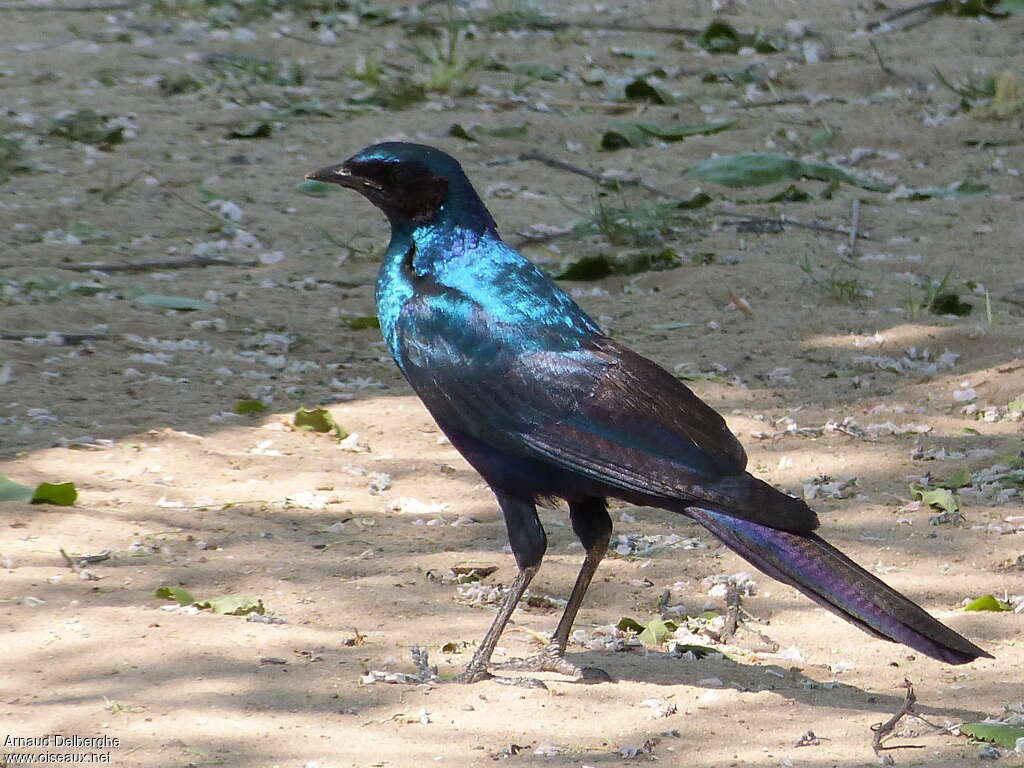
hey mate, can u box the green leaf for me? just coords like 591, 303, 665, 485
751, 30, 787, 54
809, 125, 835, 149
610, 47, 659, 59
618, 248, 683, 275
623, 77, 676, 105
555, 255, 614, 281
294, 407, 347, 438
156, 587, 265, 615
600, 122, 651, 150
637, 616, 677, 647
1008, 395, 1024, 415
764, 184, 811, 203
448, 123, 480, 142
616, 616, 678, 647
49, 109, 124, 147
640, 118, 736, 140
227, 121, 273, 139
960, 427, 982, 435
156, 586, 196, 606
684, 153, 892, 192
697, 20, 741, 54
0, 476, 34, 502
902, 180, 991, 200
204, 594, 265, 615
506, 61, 561, 81
32, 482, 77, 505
677, 191, 714, 209
296, 179, 332, 197
234, 399, 268, 415
910, 484, 960, 512
616, 617, 645, 633
961, 722, 1024, 747
673, 644, 717, 659
601, 119, 735, 150
701, 67, 761, 84
930, 292, 973, 316
963, 595, 1012, 612
346, 316, 380, 330
449, 122, 528, 142
134, 294, 214, 311
0, 477, 76, 505
936, 468, 972, 489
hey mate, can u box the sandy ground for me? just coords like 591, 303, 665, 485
1, 1, 1023, 766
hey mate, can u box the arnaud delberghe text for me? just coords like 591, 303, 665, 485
4, 735, 121, 749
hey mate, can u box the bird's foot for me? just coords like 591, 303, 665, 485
450, 667, 548, 689
410, 647, 547, 688
493, 645, 612, 684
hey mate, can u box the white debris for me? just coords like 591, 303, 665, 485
386, 497, 449, 516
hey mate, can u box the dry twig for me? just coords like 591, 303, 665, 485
848, 198, 861, 256
721, 584, 741, 642
59, 255, 255, 273
871, 679, 949, 756
866, 0, 948, 33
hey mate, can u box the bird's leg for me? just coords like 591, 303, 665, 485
450, 491, 548, 687
494, 497, 613, 682
451, 564, 540, 686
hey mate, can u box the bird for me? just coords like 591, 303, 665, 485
306, 142, 990, 686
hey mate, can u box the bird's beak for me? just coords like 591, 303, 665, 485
305, 163, 381, 192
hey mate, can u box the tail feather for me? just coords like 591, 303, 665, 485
687, 507, 991, 665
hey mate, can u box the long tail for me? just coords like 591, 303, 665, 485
687, 507, 991, 664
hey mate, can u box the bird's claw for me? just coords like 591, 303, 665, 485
409, 647, 548, 688
451, 668, 548, 689
493, 646, 612, 684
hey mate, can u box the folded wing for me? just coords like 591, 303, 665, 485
397, 293, 817, 534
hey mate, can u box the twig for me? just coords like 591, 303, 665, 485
715, 210, 870, 240
657, 589, 671, 619
721, 584, 741, 642
518, 151, 678, 198
871, 679, 931, 755
848, 198, 861, 256
148, 175, 225, 225
868, 39, 893, 76
59, 547, 110, 580
479, 97, 640, 113
737, 96, 816, 109
58, 255, 255, 273
867, 39, 923, 88
544, 20, 703, 35
866, 0, 947, 33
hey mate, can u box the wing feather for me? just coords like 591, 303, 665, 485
396, 291, 817, 533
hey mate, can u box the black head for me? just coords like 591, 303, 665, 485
306, 142, 495, 233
